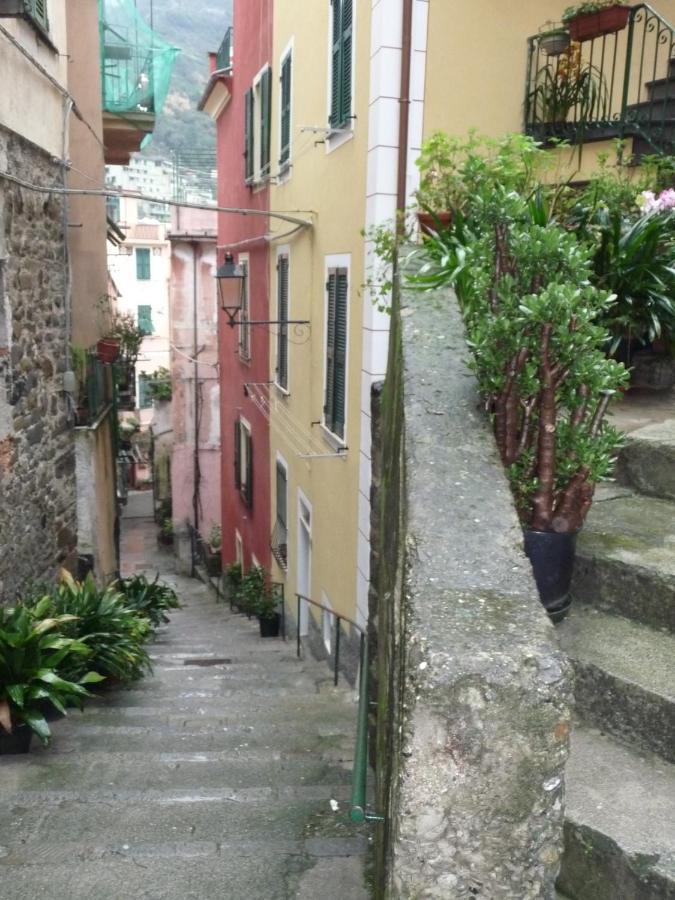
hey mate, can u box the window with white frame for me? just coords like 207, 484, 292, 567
272, 457, 288, 570
244, 66, 272, 185
238, 257, 250, 361
279, 49, 292, 172
329, 0, 353, 131
324, 265, 349, 440
276, 251, 289, 390
234, 418, 253, 508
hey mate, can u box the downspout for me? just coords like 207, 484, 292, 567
396, 0, 414, 225
191, 242, 200, 575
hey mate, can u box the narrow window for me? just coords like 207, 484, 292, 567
238, 259, 250, 361
244, 87, 255, 184
137, 304, 153, 335
279, 53, 292, 170
324, 268, 348, 439
329, 0, 353, 130
273, 460, 288, 569
276, 254, 289, 390
260, 67, 272, 178
234, 419, 253, 508
136, 248, 151, 281
138, 372, 152, 409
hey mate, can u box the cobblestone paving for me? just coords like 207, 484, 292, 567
0, 494, 370, 899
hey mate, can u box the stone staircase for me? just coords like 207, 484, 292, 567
0, 576, 370, 899
556, 418, 675, 899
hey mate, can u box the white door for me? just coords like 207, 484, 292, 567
297, 494, 312, 635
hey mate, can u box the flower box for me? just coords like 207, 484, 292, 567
568, 4, 631, 42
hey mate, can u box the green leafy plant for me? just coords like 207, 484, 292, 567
160, 518, 174, 539
527, 43, 607, 125
562, 1, 621, 24
207, 525, 222, 551
0, 601, 103, 746
109, 311, 145, 366
115, 574, 181, 629
144, 367, 172, 402
408, 136, 629, 533
44, 571, 152, 684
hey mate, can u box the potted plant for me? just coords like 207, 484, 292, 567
202, 525, 222, 577
414, 132, 477, 235
527, 42, 607, 126
96, 336, 120, 364
222, 561, 242, 608
256, 583, 282, 638
407, 134, 629, 620
562, 2, 631, 42
115, 573, 181, 629
158, 518, 174, 546
236, 566, 267, 618
0, 600, 103, 753
538, 23, 571, 57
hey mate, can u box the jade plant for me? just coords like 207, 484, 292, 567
408, 135, 629, 534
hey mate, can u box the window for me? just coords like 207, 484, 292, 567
136, 248, 151, 281
238, 258, 250, 360
244, 66, 272, 185
106, 195, 120, 224
137, 304, 153, 335
279, 51, 292, 170
138, 372, 152, 409
272, 458, 288, 569
0, 0, 49, 34
276, 253, 289, 390
234, 418, 253, 508
329, 0, 353, 130
324, 267, 348, 440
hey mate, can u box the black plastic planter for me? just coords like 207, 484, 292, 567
0, 724, 33, 755
523, 529, 578, 623
259, 613, 281, 638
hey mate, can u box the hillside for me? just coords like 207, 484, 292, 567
135, 1, 233, 158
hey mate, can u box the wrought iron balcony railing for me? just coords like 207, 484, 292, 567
525, 3, 675, 157
216, 26, 233, 73
270, 519, 288, 570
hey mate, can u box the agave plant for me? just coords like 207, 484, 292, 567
43, 571, 152, 684
0, 600, 103, 746
115, 573, 180, 629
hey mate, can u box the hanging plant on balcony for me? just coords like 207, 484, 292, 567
562, 2, 631, 42
538, 22, 571, 57
527, 42, 608, 126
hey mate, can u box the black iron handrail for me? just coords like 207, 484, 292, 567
216, 26, 233, 73
525, 4, 675, 155
294, 592, 364, 688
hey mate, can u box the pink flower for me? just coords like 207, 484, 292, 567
658, 188, 675, 209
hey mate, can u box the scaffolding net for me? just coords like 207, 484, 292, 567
99, 0, 178, 120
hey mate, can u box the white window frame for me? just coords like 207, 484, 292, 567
326, 0, 356, 154
275, 245, 290, 394
297, 490, 313, 636
278, 38, 294, 181
251, 62, 272, 185
274, 452, 289, 575
238, 253, 251, 361
237, 415, 252, 502
322, 253, 350, 447
235, 530, 244, 569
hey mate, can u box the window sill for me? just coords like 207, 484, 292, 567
320, 423, 347, 453
274, 381, 290, 397
326, 124, 354, 155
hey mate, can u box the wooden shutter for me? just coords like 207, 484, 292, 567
244, 88, 254, 183
260, 68, 272, 177
276, 255, 289, 389
244, 430, 253, 508
340, 0, 353, 127
276, 462, 287, 530
136, 248, 151, 280
324, 270, 337, 432
234, 420, 241, 489
279, 54, 292, 167
329, 0, 342, 128
137, 304, 153, 335
333, 270, 348, 439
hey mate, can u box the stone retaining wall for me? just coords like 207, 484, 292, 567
369, 283, 573, 898
0, 125, 77, 601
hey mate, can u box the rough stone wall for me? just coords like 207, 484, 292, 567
0, 125, 77, 601
369, 284, 573, 898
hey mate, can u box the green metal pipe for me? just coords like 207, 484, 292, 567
350, 635, 369, 824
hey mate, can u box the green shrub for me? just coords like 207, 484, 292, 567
116, 574, 180, 628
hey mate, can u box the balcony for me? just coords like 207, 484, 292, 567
99, 0, 178, 164
525, 4, 675, 158
198, 27, 234, 120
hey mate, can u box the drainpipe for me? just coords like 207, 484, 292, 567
396, 0, 414, 225
191, 241, 201, 575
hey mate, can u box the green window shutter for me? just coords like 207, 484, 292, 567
276, 255, 289, 390
333, 270, 348, 438
138, 373, 152, 410
260, 67, 272, 177
340, 0, 353, 127
244, 430, 253, 508
137, 304, 153, 335
234, 420, 241, 490
324, 270, 337, 432
21, 0, 48, 30
136, 248, 151, 280
280, 54, 292, 168
329, 0, 342, 128
276, 462, 287, 530
244, 87, 255, 183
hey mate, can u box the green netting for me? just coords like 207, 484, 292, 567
99, 0, 178, 120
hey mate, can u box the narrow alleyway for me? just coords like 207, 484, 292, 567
1, 492, 370, 899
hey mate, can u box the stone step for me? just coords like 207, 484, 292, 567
646, 76, 675, 103
557, 726, 675, 900
557, 606, 675, 762
616, 419, 675, 502
572, 486, 675, 632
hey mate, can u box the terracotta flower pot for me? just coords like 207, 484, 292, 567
96, 338, 120, 364
568, 5, 631, 42
417, 210, 453, 237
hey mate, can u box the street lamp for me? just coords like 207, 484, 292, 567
216, 253, 247, 327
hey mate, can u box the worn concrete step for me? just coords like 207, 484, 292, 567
557, 606, 675, 762
558, 726, 675, 900
572, 486, 675, 632
616, 420, 675, 501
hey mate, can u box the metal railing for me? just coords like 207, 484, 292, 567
294, 593, 382, 824
270, 519, 288, 570
525, 4, 675, 155
216, 26, 233, 73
